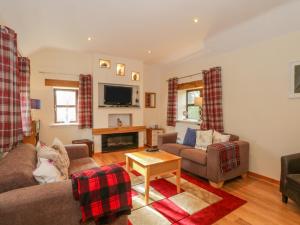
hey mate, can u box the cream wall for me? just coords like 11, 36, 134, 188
30, 49, 144, 149
160, 31, 300, 180
143, 65, 164, 128
30, 48, 93, 145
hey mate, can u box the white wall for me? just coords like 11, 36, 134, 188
143, 65, 164, 128
160, 31, 300, 180
30, 49, 144, 149
30, 48, 93, 145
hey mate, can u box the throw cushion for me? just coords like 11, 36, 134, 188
33, 158, 63, 184
213, 130, 230, 144
36, 138, 70, 180
51, 138, 70, 180
195, 129, 213, 150
183, 128, 196, 147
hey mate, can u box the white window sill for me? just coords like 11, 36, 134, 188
50, 123, 79, 127
176, 119, 200, 125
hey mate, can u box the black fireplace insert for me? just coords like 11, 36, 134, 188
102, 132, 138, 152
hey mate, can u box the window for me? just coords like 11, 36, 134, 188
186, 89, 201, 120
54, 89, 78, 123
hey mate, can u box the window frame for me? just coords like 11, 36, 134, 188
54, 88, 78, 124
186, 89, 201, 120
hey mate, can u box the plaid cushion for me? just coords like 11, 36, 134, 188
201, 67, 224, 132
0, 26, 23, 152
167, 78, 178, 127
18, 57, 32, 136
78, 74, 92, 129
71, 164, 132, 224
210, 141, 240, 173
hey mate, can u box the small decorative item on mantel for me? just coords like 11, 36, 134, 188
99, 59, 111, 69
117, 118, 123, 127
131, 72, 140, 81
289, 61, 300, 98
116, 63, 125, 76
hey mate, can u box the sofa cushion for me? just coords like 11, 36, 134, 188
68, 157, 99, 175
0, 144, 37, 193
180, 148, 207, 165
159, 143, 191, 156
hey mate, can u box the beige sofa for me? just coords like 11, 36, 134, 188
158, 132, 249, 188
0, 144, 127, 225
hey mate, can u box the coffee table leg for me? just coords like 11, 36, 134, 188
145, 167, 150, 205
176, 160, 181, 193
126, 156, 130, 172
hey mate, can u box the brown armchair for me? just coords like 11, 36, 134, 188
280, 153, 300, 205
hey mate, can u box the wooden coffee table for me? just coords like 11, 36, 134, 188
125, 150, 181, 204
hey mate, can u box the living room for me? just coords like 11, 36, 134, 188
1, 1, 300, 225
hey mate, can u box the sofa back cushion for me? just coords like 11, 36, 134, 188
0, 144, 38, 193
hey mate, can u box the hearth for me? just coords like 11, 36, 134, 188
102, 132, 138, 152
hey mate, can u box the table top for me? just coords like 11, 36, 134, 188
125, 150, 181, 166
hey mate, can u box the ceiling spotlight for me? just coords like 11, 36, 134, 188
193, 17, 199, 23
87, 37, 92, 41
147, 50, 152, 54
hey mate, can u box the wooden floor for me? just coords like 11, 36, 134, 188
93, 149, 300, 225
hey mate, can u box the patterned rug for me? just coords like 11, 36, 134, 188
118, 162, 246, 225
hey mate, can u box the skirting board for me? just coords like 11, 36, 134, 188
248, 171, 279, 185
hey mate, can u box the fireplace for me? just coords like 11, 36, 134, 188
102, 132, 138, 152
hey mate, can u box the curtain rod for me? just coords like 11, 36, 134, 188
166, 72, 202, 81
39, 71, 78, 76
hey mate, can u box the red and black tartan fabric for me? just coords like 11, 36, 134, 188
167, 77, 178, 127
71, 164, 132, 224
201, 67, 224, 132
78, 74, 92, 129
0, 26, 23, 152
210, 141, 240, 173
18, 57, 32, 136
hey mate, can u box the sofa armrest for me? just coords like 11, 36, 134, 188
280, 153, 300, 193
158, 132, 178, 147
206, 141, 249, 183
0, 181, 128, 225
65, 144, 89, 160
0, 180, 82, 225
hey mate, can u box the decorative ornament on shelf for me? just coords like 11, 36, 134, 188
117, 118, 123, 127
131, 72, 140, 81
116, 63, 125, 76
99, 59, 111, 69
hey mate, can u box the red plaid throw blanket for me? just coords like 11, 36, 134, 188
211, 142, 240, 173
71, 164, 132, 224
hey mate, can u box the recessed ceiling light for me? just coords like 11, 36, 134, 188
193, 17, 199, 23
87, 37, 92, 41
147, 50, 152, 54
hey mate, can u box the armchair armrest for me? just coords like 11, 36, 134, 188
206, 140, 249, 183
158, 132, 178, 147
280, 153, 300, 193
65, 144, 89, 160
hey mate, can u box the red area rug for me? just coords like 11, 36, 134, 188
118, 162, 246, 225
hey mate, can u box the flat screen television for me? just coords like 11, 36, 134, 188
104, 85, 132, 106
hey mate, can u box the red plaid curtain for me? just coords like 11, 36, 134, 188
79, 74, 92, 129
0, 26, 23, 152
167, 78, 178, 126
201, 67, 224, 132
18, 57, 32, 136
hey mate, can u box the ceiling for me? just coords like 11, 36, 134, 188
0, 0, 293, 64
